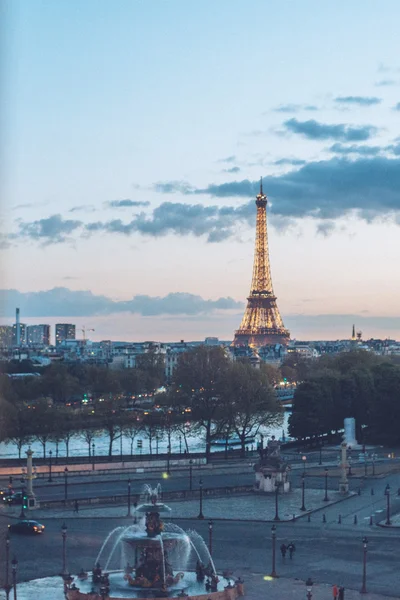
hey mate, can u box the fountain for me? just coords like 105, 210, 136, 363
65, 484, 244, 600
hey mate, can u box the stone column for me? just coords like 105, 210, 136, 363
339, 441, 349, 495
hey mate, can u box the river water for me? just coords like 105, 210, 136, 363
0, 413, 290, 460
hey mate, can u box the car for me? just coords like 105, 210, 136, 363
3, 492, 23, 505
0, 488, 15, 499
8, 520, 45, 535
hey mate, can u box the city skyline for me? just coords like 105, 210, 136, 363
1, 1, 400, 341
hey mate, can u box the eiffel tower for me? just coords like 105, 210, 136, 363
233, 180, 290, 347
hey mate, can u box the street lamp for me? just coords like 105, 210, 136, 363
302, 455, 307, 475
305, 577, 313, 600
197, 479, 204, 519
179, 436, 182, 454
167, 444, 171, 475
64, 468, 68, 505
11, 557, 17, 600
208, 520, 213, 555
319, 445, 322, 466
300, 473, 306, 511
189, 459, 193, 491
385, 484, 391, 526
133, 500, 138, 524
5, 533, 11, 600
92, 442, 95, 471
324, 468, 329, 502
19, 486, 26, 519
61, 522, 68, 576
48, 450, 53, 482
270, 524, 278, 578
273, 481, 280, 522
361, 537, 368, 594
127, 479, 131, 517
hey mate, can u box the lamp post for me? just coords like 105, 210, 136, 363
189, 459, 193, 491
167, 444, 171, 475
64, 468, 68, 505
270, 524, 277, 578
274, 481, 280, 522
179, 437, 182, 454
385, 484, 391, 526
305, 577, 313, 600
324, 468, 329, 502
302, 455, 307, 475
127, 479, 131, 517
61, 522, 68, 576
208, 520, 213, 555
133, 500, 138, 524
361, 536, 368, 594
300, 473, 306, 511
92, 442, 95, 471
319, 445, 322, 466
5, 533, 11, 600
48, 450, 53, 483
197, 479, 204, 519
11, 557, 17, 600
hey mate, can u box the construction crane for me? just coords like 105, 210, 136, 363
80, 326, 95, 341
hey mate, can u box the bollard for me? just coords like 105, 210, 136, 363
307, 513, 311, 523
338, 514, 342, 524
358, 487, 361, 496
292, 513, 296, 522
354, 515, 358, 525
369, 515, 373, 526
322, 513, 326, 523
371, 488, 374, 496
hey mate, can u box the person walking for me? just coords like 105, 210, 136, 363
338, 586, 345, 600
287, 542, 296, 559
332, 584, 338, 600
280, 543, 287, 558
74, 499, 79, 514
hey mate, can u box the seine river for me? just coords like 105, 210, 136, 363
0, 412, 290, 460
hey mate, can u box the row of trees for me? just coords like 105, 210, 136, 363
289, 351, 400, 444
0, 347, 283, 460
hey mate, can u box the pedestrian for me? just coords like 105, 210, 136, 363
339, 586, 345, 600
280, 543, 287, 558
332, 584, 338, 600
74, 499, 79, 514
287, 542, 296, 559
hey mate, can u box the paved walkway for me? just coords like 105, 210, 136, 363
0, 573, 395, 600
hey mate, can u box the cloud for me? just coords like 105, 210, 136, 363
154, 181, 194, 194
393, 102, 400, 111
16, 214, 82, 244
272, 104, 318, 113
223, 166, 241, 173
273, 158, 306, 166
328, 143, 382, 156
375, 79, 397, 87
105, 199, 150, 208
218, 155, 236, 163
0, 288, 243, 318
316, 221, 336, 237
69, 205, 95, 213
334, 96, 381, 106
283, 118, 377, 142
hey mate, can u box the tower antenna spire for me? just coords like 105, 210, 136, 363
260, 176, 263, 196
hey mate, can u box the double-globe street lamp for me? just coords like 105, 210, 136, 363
92, 442, 95, 471
64, 468, 69, 505
270, 524, 278, 578
274, 481, 281, 522
305, 577, 313, 600
300, 473, 307, 512
11, 557, 18, 600
360, 537, 368, 594
208, 520, 213, 555
127, 479, 132, 517
4, 533, 11, 600
61, 523, 68, 577
197, 479, 204, 519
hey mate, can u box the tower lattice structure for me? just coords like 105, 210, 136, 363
233, 181, 290, 347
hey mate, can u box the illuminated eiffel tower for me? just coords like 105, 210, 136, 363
233, 180, 290, 347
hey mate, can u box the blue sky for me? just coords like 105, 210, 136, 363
1, 0, 400, 342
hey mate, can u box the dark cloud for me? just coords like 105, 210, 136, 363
393, 102, 400, 111
334, 96, 381, 106
328, 143, 382, 156
283, 118, 377, 142
387, 143, 400, 156
0, 288, 243, 318
106, 199, 150, 208
272, 104, 318, 113
69, 205, 95, 213
223, 166, 241, 173
154, 181, 194, 194
16, 214, 82, 244
273, 158, 306, 166
316, 221, 336, 237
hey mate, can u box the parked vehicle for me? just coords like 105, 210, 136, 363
2, 492, 24, 505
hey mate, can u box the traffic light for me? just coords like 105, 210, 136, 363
23, 492, 28, 510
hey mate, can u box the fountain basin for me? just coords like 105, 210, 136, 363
65, 571, 242, 600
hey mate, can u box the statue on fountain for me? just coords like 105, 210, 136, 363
254, 435, 291, 493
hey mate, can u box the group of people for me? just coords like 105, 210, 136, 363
332, 584, 345, 600
280, 542, 296, 559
